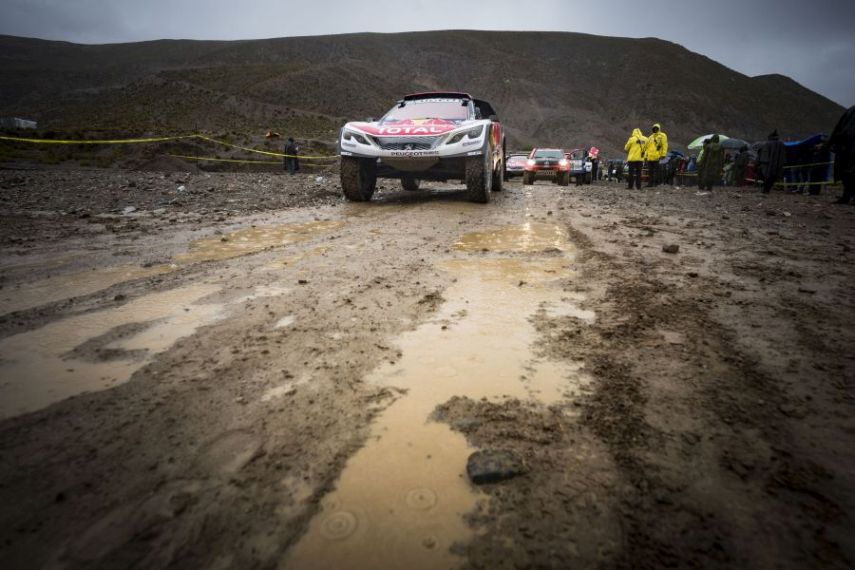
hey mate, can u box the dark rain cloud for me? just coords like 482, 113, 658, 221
1, 0, 853, 106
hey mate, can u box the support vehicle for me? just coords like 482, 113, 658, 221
523, 148, 571, 186
566, 148, 593, 184
504, 152, 529, 179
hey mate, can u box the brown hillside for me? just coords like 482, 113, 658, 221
0, 31, 844, 155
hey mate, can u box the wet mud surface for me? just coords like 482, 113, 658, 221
0, 170, 853, 569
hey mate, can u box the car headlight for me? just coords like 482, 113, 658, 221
445, 125, 485, 145
559, 159, 569, 167
527, 159, 536, 166
343, 130, 370, 145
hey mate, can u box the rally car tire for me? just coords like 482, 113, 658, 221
523, 172, 534, 186
491, 155, 504, 192
401, 177, 420, 191
465, 152, 492, 204
341, 157, 376, 201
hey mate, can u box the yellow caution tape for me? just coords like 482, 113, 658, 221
777, 180, 835, 187
166, 154, 282, 165
0, 132, 339, 160
783, 161, 834, 169
0, 134, 195, 144
745, 178, 838, 187
193, 135, 337, 160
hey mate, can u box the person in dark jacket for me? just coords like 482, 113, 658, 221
733, 146, 750, 187
757, 130, 786, 193
806, 141, 829, 195
827, 106, 855, 204
284, 137, 300, 175
588, 146, 600, 185
698, 135, 724, 191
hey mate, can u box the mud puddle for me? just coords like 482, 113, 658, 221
0, 284, 221, 419
0, 263, 173, 316
284, 224, 593, 570
1, 220, 342, 318
0, 282, 291, 420
175, 220, 345, 264
452, 222, 569, 253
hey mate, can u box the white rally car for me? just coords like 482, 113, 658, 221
338, 92, 506, 203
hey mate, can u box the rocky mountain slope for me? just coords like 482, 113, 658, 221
0, 31, 844, 155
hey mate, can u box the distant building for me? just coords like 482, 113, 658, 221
0, 117, 37, 129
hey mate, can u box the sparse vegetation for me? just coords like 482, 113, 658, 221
0, 32, 842, 160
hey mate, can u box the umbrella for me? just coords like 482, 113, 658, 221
720, 137, 749, 150
687, 134, 729, 150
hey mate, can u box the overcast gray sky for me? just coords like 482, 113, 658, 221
2, 0, 853, 107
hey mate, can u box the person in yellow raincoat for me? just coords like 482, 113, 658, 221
644, 123, 668, 187
624, 128, 648, 190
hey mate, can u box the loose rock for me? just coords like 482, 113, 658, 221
466, 449, 525, 485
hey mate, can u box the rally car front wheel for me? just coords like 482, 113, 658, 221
465, 151, 492, 203
341, 157, 376, 201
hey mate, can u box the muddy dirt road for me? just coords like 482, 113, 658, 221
1, 170, 853, 569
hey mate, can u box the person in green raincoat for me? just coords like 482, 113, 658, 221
698, 135, 724, 190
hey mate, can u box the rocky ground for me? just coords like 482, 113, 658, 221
0, 168, 853, 569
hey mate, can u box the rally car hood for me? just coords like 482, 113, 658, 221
348, 118, 468, 137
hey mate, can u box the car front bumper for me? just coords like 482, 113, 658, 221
525, 167, 569, 178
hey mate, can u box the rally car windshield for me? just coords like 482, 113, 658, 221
382, 99, 471, 123
533, 150, 564, 159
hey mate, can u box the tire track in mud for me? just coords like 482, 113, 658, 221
559, 213, 852, 568
283, 217, 605, 569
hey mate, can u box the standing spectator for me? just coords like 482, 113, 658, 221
757, 130, 786, 194
733, 145, 750, 187
696, 139, 711, 189
662, 155, 675, 185
624, 128, 647, 190
698, 135, 724, 191
644, 123, 668, 187
723, 153, 734, 186
609, 160, 624, 183
284, 137, 300, 175
674, 156, 689, 186
827, 106, 855, 204
807, 138, 831, 195
790, 146, 811, 193
588, 146, 600, 184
